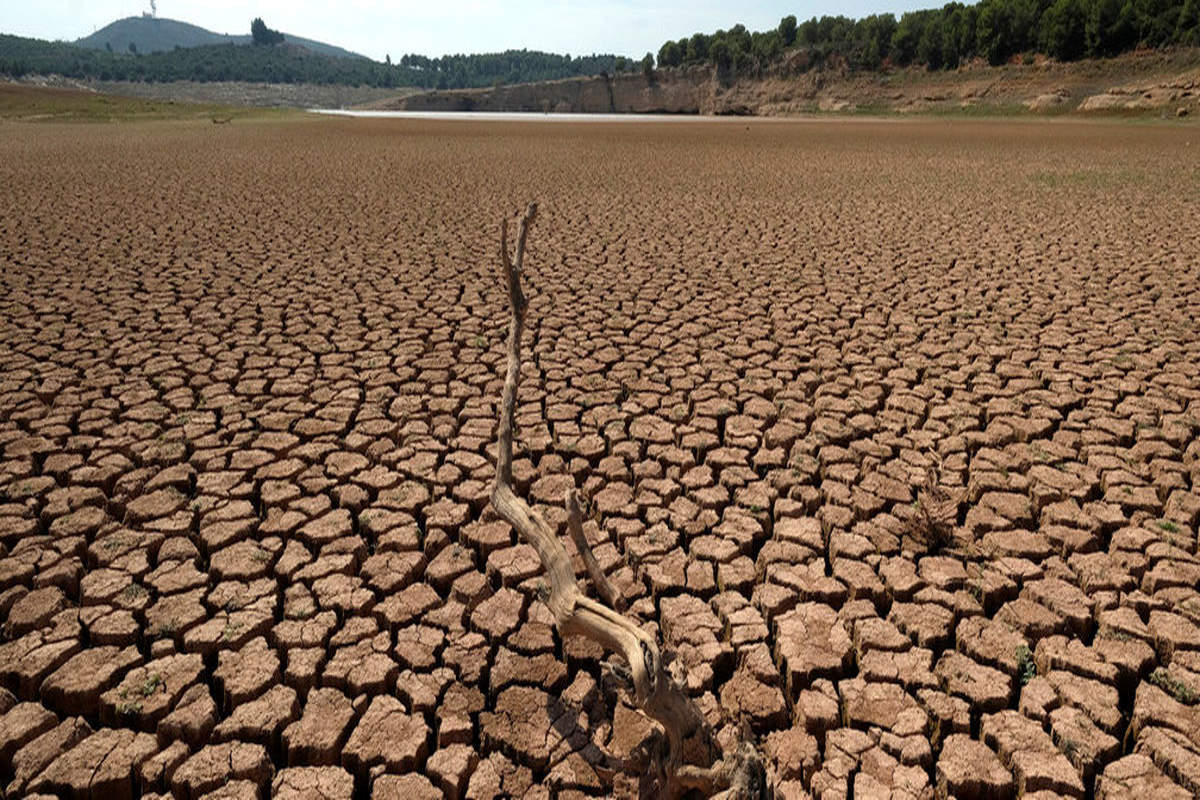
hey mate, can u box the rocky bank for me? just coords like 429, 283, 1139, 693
374, 49, 1200, 117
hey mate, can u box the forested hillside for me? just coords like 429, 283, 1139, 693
654, 0, 1200, 73
0, 32, 624, 89
74, 16, 366, 60
4, 2, 1198, 91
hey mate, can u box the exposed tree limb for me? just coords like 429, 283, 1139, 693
566, 488, 626, 612
490, 203, 770, 798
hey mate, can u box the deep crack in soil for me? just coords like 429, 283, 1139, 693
0, 116, 1198, 799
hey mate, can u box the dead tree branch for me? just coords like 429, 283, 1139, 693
490, 203, 769, 799
566, 488, 626, 612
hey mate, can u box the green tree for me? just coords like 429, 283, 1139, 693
1041, 0, 1087, 59
779, 15, 798, 47
640, 52, 654, 77
728, 24, 752, 55
892, 12, 921, 63
251, 18, 285, 46
1010, 0, 1048, 54
751, 30, 782, 68
675, 39, 690, 64
709, 38, 732, 73
658, 40, 682, 68
852, 14, 898, 69
1178, 0, 1200, 43
976, 1, 1014, 65
940, 3, 973, 67
1086, 0, 1136, 54
1136, 0, 1182, 45
921, 21, 945, 67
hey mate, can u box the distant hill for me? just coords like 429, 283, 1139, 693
0, 31, 625, 92
75, 16, 366, 60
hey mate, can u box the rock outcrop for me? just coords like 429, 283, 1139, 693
382, 67, 752, 115
377, 52, 1200, 118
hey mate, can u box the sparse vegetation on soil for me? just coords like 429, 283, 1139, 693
0, 83, 288, 122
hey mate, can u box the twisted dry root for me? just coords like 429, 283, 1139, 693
490, 203, 770, 798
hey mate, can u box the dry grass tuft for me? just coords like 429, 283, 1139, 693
906, 455, 964, 554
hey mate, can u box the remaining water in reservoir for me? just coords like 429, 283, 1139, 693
309, 109, 719, 122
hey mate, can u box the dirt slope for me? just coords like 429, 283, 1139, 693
8, 75, 404, 110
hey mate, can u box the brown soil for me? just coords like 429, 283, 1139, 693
0, 116, 1198, 798
11, 75, 407, 110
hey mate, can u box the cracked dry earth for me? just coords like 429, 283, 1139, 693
0, 116, 1198, 800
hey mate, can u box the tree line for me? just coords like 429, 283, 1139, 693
396, 50, 629, 88
654, 0, 1200, 74
5, 2, 1197, 90
0, 32, 625, 89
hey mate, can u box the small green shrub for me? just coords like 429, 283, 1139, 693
1016, 645, 1036, 685
1149, 667, 1197, 704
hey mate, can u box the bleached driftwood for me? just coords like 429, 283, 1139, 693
490, 203, 769, 798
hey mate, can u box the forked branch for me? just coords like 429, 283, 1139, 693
490, 203, 769, 799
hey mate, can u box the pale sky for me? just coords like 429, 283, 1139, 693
2, 1, 934, 61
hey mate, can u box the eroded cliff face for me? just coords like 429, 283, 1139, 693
382, 67, 753, 115
367, 50, 1200, 118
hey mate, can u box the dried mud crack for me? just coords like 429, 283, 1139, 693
0, 116, 1198, 799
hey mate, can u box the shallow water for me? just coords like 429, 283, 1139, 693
309, 109, 724, 122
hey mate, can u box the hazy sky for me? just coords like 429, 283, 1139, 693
2, 1, 934, 61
